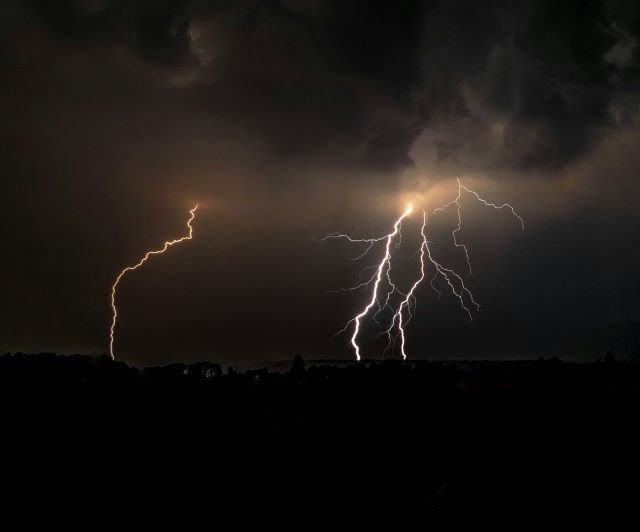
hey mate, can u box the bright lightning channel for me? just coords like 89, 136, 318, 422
387, 211, 427, 359
321, 179, 523, 360
322, 204, 413, 361
109, 204, 198, 360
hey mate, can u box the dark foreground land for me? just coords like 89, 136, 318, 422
2, 352, 640, 521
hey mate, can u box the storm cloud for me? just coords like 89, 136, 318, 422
2, 0, 640, 365
13, 0, 639, 173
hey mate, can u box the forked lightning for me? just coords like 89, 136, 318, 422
321, 180, 523, 360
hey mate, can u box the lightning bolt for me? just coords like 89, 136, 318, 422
387, 211, 427, 360
321, 179, 523, 360
434, 178, 472, 276
109, 204, 198, 360
434, 178, 524, 275
458, 180, 524, 230
321, 204, 413, 361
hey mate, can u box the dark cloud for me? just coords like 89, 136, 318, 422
414, 0, 640, 172
16, 0, 427, 172
18, 0, 640, 174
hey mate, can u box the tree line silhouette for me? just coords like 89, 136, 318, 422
2, 350, 639, 391
2, 351, 639, 518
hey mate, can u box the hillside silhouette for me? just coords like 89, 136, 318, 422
2, 352, 639, 520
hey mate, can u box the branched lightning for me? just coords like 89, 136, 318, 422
323, 204, 413, 360
320, 179, 523, 360
400, 213, 428, 358
108, 204, 198, 360
384, 211, 428, 359
434, 178, 473, 276
459, 180, 525, 230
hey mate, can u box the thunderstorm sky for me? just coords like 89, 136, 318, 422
2, 0, 640, 366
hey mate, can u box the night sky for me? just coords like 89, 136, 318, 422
2, 0, 640, 366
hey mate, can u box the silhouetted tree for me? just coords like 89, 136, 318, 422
289, 355, 305, 380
